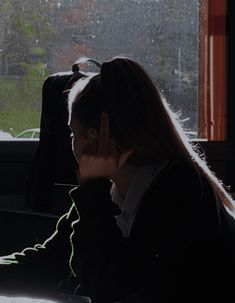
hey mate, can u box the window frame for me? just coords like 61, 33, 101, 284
199, 0, 227, 140
199, 0, 235, 191
226, 0, 235, 192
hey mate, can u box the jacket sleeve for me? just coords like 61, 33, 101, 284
0, 203, 79, 295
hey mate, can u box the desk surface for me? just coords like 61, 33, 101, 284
0, 295, 91, 303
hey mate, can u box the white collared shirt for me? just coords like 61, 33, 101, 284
111, 163, 166, 237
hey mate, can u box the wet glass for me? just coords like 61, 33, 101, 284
0, 0, 200, 139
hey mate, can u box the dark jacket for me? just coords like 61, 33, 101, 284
1, 160, 235, 302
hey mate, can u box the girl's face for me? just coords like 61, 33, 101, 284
69, 118, 89, 162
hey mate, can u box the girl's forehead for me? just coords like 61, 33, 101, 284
69, 117, 78, 129
69, 117, 84, 132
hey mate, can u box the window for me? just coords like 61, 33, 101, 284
0, 0, 201, 139
0, 0, 234, 194
0, 1, 234, 194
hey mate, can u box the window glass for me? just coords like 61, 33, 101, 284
16, 131, 34, 139
0, 0, 200, 139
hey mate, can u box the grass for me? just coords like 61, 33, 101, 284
0, 109, 41, 137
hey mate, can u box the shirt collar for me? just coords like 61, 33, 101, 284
111, 163, 165, 215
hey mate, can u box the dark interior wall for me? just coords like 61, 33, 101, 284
0, 140, 68, 255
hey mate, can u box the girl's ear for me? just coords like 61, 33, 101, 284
87, 127, 99, 142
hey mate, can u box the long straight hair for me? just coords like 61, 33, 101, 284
68, 57, 234, 212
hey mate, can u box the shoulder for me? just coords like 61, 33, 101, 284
131, 160, 208, 246
140, 159, 217, 225
151, 159, 204, 197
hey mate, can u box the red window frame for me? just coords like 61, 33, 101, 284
199, 0, 228, 140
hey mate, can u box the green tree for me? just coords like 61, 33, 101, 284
0, 0, 59, 135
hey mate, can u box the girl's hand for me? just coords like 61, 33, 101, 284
79, 112, 133, 183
